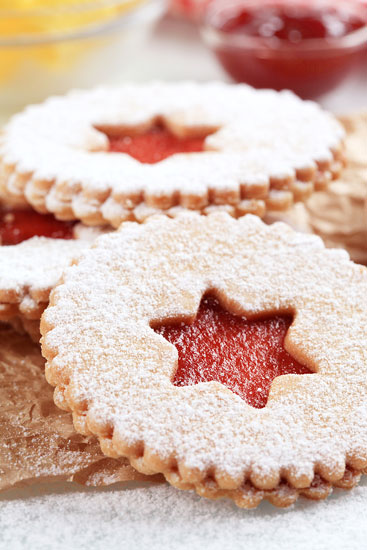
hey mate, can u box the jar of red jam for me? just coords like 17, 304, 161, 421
201, 0, 367, 98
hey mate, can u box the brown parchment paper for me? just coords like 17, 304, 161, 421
265, 111, 367, 264
0, 326, 163, 492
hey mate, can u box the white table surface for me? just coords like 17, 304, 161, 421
1, 17, 367, 550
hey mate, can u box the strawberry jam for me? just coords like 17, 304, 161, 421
155, 295, 312, 408
204, 0, 367, 98
0, 208, 75, 245
108, 124, 206, 164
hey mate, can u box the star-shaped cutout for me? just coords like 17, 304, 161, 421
155, 295, 313, 408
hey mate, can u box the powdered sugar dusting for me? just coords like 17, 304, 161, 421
42, 213, 367, 497
1, 482, 367, 550
0, 223, 109, 308
0, 238, 85, 301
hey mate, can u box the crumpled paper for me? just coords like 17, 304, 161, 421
265, 112, 367, 264
0, 326, 163, 491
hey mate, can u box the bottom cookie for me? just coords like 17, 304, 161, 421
166, 467, 362, 509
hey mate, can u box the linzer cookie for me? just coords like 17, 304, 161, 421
306, 111, 367, 265
264, 111, 367, 264
0, 237, 86, 341
0, 83, 344, 226
41, 213, 367, 508
0, 206, 112, 340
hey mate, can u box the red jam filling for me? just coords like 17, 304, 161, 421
108, 125, 206, 164
0, 209, 75, 245
206, 1, 367, 98
155, 295, 312, 409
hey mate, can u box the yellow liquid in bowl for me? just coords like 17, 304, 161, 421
0, 0, 146, 84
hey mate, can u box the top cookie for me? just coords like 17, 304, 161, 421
41, 212, 367, 509
0, 82, 344, 226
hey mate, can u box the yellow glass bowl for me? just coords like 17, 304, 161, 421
0, 0, 166, 117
